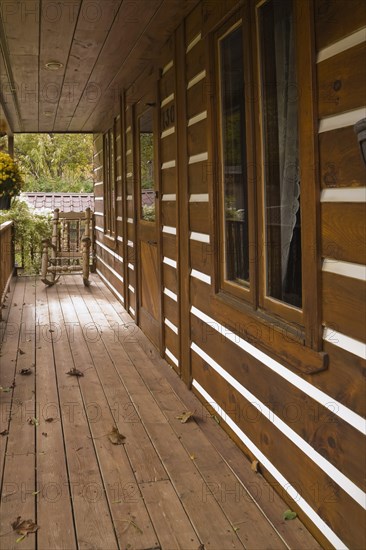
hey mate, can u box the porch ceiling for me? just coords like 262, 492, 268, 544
0, 0, 199, 134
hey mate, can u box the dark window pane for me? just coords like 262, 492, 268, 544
259, 0, 302, 308
219, 26, 249, 285
139, 108, 155, 222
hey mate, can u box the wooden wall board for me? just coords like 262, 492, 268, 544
315, 0, 366, 51
319, 126, 366, 188
191, 350, 366, 550
321, 203, 366, 264
322, 271, 366, 343
190, 313, 366, 492
190, 239, 212, 275
163, 264, 178, 295
317, 43, 366, 118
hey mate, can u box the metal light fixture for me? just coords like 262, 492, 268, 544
45, 61, 63, 71
354, 118, 366, 166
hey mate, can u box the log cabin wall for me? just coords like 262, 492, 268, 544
94, 1, 366, 548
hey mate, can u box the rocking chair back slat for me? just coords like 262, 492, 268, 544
41, 208, 95, 287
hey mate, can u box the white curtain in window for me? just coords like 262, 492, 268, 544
274, 2, 300, 285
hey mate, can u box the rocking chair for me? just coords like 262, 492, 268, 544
41, 207, 94, 286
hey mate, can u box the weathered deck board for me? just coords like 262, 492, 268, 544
0, 278, 36, 550
0, 275, 322, 550
35, 281, 76, 550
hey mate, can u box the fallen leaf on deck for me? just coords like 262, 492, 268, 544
66, 368, 84, 377
0, 386, 11, 393
251, 460, 259, 473
0, 429, 9, 436
45, 418, 54, 423
49, 329, 55, 333
213, 415, 220, 425
189, 454, 196, 460
11, 517, 39, 538
32, 491, 40, 496
27, 417, 39, 427
42, 432, 48, 437
283, 509, 297, 521
121, 519, 143, 535
176, 411, 194, 423
108, 426, 125, 445
19, 368, 32, 376
18, 349, 25, 355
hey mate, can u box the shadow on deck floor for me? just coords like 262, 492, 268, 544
0, 275, 321, 550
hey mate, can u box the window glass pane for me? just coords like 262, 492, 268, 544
259, 0, 302, 308
219, 26, 249, 285
109, 129, 116, 234
139, 108, 155, 222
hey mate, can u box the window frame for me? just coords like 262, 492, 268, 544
215, 14, 257, 305
255, 0, 303, 326
103, 124, 117, 238
137, 106, 156, 224
212, 1, 321, 350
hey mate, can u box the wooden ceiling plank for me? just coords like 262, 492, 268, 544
83, 0, 200, 132
1, 0, 40, 130
10, 55, 39, 131
0, 50, 20, 132
68, 0, 163, 131
54, 0, 122, 131
38, 0, 82, 131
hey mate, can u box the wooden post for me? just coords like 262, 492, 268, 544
8, 135, 14, 158
41, 239, 49, 283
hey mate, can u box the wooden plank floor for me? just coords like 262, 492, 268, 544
0, 275, 322, 550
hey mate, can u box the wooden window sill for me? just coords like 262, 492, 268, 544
211, 289, 328, 376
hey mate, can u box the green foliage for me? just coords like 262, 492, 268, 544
14, 133, 93, 192
142, 204, 155, 222
0, 200, 52, 274
140, 133, 154, 190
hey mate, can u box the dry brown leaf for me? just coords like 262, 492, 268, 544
42, 432, 48, 437
0, 429, 9, 436
11, 516, 39, 536
251, 460, 259, 473
19, 368, 32, 376
66, 368, 84, 377
45, 418, 54, 423
27, 417, 39, 427
176, 411, 194, 424
108, 426, 125, 445
18, 349, 25, 355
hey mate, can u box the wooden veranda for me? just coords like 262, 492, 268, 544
0, 274, 320, 550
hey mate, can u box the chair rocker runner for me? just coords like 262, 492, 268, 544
41, 207, 93, 287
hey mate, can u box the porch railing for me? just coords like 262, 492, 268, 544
0, 220, 15, 317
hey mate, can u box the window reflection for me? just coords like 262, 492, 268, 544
219, 25, 249, 285
139, 108, 155, 222
259, 0, 302, 308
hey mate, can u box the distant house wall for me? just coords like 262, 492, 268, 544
94, 1, 366, 548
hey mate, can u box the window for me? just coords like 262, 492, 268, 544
103, 127, 116, 236
259, 0, 301, 309
216, 2, 305, 327
138, 108, 155, 222
219, 24, 249, 286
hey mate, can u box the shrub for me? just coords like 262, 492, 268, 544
0, 200, 52, 274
